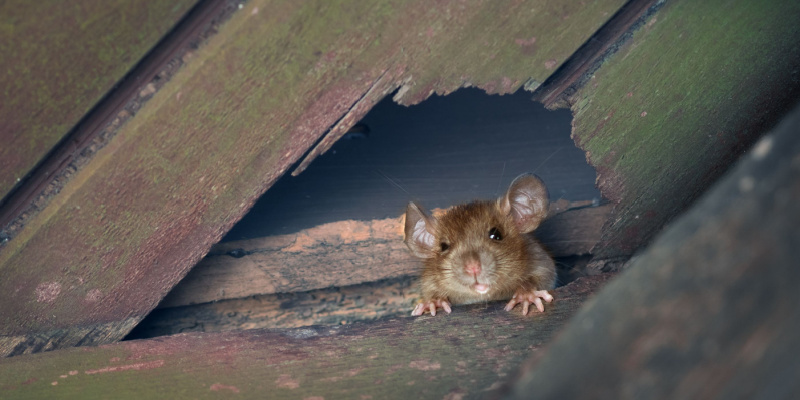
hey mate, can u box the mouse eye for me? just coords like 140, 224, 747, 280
440, 242, 450, 252
488, 227, 502, 241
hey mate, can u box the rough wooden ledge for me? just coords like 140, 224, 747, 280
0, 274, 612, 399
159, 201, 611, 308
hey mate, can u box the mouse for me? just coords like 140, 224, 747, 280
403, 173, 556, 316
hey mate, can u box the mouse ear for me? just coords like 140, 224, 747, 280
498, 173, 549, 233
404, 202, 438, 258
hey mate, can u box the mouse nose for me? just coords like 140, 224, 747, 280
464, 258, 482, 276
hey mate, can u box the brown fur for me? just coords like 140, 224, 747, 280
405, 174, 556, 309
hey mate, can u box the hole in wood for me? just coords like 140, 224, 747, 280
125, 88, 607, 341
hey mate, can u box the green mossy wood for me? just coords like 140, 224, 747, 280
0, 275, 610, 399
508, 100, 800, 400
0, 0, 626, 356
569, 0, 800, 260
0, 0, 198, 199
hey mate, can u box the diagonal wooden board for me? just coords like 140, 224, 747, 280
506, 96, 800, 400
567, 0, 800, 261
0, 274, 613, 399
0, 0, 199, 200
0, 0, 629, 356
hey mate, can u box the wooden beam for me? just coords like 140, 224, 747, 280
0, 274, 613, 399
129, 276, 421, 339
158, 201, 611, 309
0, 0, 234, 233
505, 101, 800, 398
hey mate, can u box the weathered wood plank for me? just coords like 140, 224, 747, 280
0, 0, 238, 235
130, 253, 595, 339
0, 274, 613, 399
506, 102, 800, 398
0, 0, 627, 357
130, 276, 420, 339
568, 0, 800, 262
0, 0, 199, 200
158, 201, 610, 308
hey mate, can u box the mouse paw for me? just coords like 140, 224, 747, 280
504, 289, 553, 315
411, 299, 452, 317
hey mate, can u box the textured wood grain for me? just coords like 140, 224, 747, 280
129, 253, 597, 339
533, 0, 662, 108
130, 276, 420, 339
568, 0, 800, 261
507, 101, 800, 399
0, 0, 626, 357
0, 275, 613, 399
0, 0, 238, 234
159, 201, 610, 308
0, 0, 198, 200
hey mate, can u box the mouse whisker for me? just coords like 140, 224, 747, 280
531, 146, 563, 175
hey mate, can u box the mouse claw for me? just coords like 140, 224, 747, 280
411, 303, 425, 316
533, 290, 554, 303
412, 299, 452, 317
441, 301, 452, 314
505, 289, 553, 315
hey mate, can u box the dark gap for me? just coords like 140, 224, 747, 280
125, 87, 603, 341
223, 87, 600, 241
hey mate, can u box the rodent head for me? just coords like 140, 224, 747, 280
404, 174, 549, 298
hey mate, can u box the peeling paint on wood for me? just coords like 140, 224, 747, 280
0, 0, 625, 356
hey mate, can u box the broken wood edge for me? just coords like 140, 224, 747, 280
156, 201, 612, 309
291, 69, 399, 176
503, 103, 800, 399
0, 317, 141, 358
531, 0, 663, 108
0, 0, 241, 244
295, 0, 653, 174
1, 274, 614, 400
